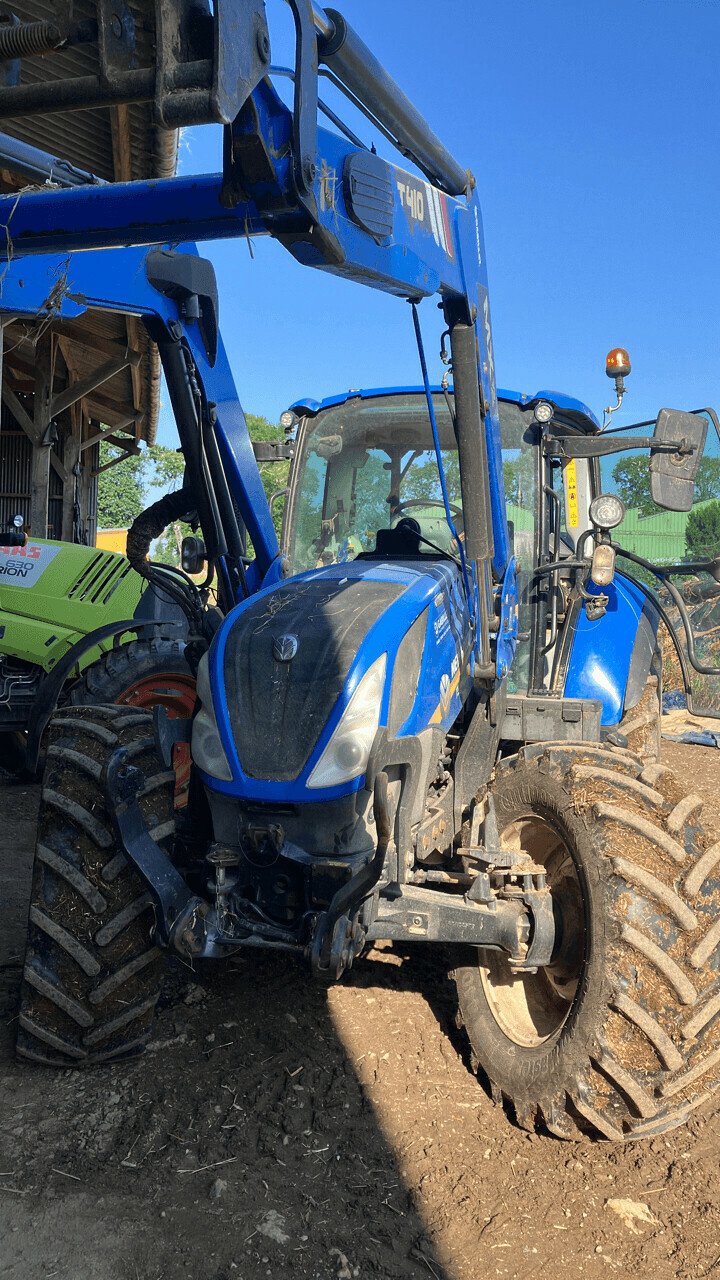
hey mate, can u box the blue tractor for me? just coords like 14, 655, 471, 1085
3, 1, 720, 1142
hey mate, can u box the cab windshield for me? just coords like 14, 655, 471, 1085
284, 392, 535, 574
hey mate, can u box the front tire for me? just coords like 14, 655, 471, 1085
17, 706, 176, 1066
455, 743, 720, 1140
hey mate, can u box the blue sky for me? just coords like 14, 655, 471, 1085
156, 0, 720, 444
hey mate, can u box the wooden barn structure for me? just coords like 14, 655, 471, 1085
0, 1, 176, 544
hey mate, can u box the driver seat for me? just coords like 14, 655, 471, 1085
357, 517, 422, 559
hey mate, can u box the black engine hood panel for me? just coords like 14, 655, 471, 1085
223, 574, 405, 781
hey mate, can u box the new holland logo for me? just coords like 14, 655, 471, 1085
273, 634, 298, 662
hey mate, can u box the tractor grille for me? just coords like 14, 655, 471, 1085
68, 552, 133, 606
223, 576, 403, 781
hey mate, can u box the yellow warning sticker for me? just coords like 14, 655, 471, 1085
565, 459, 580, 529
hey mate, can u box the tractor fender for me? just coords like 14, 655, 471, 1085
563, 572, 660, 727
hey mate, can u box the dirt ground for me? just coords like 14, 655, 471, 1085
1, 740, 719, 1280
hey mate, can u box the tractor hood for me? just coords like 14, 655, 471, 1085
203, 558, 470, 801
0, 537, 144, 673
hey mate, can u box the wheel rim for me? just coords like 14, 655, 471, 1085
479, 815, 585, 1049
116, 672, 197, 806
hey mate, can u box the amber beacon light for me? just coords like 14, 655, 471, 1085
603, 346, 632, 424
605, 347, 632, 379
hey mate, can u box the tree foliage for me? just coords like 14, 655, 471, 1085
96, 442, 146, 529
97, 442, 187, 549
686, 500, 720, 560
149, 417, 286, 564
613, 454, 720, 518
246, 413, 289, 541
144, 444, 189, 565
148, 445, 185, 490
96, 419, 283, 565
503, 450, 535, 508
611, 456, 654, 517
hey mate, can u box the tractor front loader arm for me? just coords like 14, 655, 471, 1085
0, 0, 514, 666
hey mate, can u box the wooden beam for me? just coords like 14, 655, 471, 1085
80, 419, 137, 452
4, 366, 68, 484
61, 404, 81, 542
104, 436, 141, 455
50, 452, 68, 485
85, 392, 143, 430
126, 315, 143, 420
55, 324, 138, 365
92, 448, 136, 478
2, 381, 40, 445
4, 354, 40, 390
50, 350, 139, 417
110, 105, 133, 182
79, 447, 96, 546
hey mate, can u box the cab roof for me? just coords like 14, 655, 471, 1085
289, 385, 601, 433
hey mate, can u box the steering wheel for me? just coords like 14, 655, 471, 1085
392, 498, 463, 520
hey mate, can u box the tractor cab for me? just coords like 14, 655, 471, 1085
281, 386, 599, 575
280, 385, 601, 695
280, 381, 720, 724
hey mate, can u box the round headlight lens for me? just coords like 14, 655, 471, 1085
533, 400, 554, 424
589, 493, 626, 530
335, 738, 364, 770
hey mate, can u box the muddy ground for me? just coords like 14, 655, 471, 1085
1, 740, 719, 1280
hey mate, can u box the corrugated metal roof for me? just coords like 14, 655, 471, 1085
0, 1, 178, 444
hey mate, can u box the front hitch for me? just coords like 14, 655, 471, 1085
105, 748, 300, 958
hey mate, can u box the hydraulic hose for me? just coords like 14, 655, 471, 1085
126, 488, 208, 636
126, 488, 194, 578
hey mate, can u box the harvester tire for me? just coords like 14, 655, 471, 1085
16, 706, 175, 1066
68, 639, 196, 804
68, 637, 196, 718
454, 742, 720, 1140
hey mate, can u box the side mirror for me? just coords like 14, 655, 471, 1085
181, 536, 207, 575
650, 408, 708, 512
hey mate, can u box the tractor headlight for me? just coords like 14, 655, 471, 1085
589, 493, 626, 531
191, 652, 233, 782
307, 654, 386, 789
534, 400, 554, 424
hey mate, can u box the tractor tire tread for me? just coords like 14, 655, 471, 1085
454, 741, 720, 1140
618, 674, 662, 763
16, 705, 175, 1067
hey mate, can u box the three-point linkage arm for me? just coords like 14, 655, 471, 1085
0, 1, 514, 674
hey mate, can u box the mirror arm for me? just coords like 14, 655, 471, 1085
544, 435, 688, 460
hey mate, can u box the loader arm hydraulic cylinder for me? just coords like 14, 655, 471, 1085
311, 4, 470, 197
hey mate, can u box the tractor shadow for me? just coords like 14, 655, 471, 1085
0, 779, 452, 1280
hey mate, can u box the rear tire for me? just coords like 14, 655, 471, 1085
16, 706, 176, 1066
455, 743, 720, 1140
